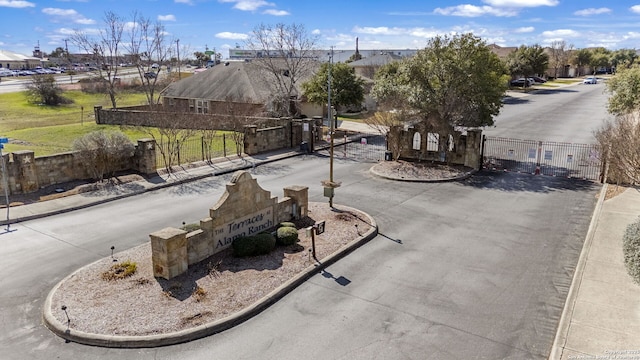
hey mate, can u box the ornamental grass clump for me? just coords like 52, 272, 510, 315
102, 260, 137, 281
623, 217, 640, 285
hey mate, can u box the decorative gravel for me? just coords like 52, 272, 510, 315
48, 202, 373, 336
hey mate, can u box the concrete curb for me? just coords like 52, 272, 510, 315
1, 151, 304, 226
547, 183, 607, 360
369, 163, 477, 183
42, 205, 378, 348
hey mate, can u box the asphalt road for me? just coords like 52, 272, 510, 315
0, 83, 606, 359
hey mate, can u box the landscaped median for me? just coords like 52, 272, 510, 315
42, 202, 377, 348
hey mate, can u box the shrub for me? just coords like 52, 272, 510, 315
181, 223, 201, 232
102, 260, 137, 281
623, 216, 640, 284
232, 233, 276, 257
279, 222, 296, 228
276, 226, 299, 246
72, 130, 135, 181
25, 74, 71, 105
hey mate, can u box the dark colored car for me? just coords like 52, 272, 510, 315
531, 76, 546, 83
144, 72, 157, 79
510, 78, 533, 87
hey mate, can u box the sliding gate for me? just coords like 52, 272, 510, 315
482, 136, 603, 181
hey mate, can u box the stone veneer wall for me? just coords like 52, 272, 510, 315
150, 171, 309, 280
388, 126, 482, 170
0, 139, 157, 195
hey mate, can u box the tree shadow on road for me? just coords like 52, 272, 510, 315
461, 170, 599, 193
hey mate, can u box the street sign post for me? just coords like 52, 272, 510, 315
0, 137, 10, 231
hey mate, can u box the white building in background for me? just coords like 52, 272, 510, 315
0, 49, 43, 70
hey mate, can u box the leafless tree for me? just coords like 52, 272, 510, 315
72, 130, 135, 181
223, 95, 261, 156
594, 113, 640, 184
245, 23, 319, 117
549, 40, 574, 78
72, 11, 125, 108
125, 12, 174, 106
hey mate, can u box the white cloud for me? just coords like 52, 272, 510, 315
42, 8, 96, 24
352, 26, 407, 36
312, 29, 321, 35
262, 9, 289, 16
630, 5, 640, 14
541, 29, 580, 38
574, 8, 611, 16
434, 5, 517, 17
0, 0, 35, 8
215, 31, 249, 40
515, 26, 534, 33
158, 14, 177, 21
219, 0, 274, 11
483, 0, 558, 7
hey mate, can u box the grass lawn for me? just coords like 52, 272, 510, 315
0, 90, 154, 155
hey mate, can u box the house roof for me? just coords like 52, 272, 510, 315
348, 53, 403, 67
0, 49, 41, 62
162, 60, 319, 103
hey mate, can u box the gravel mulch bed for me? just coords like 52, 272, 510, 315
371, 160, 473, 181
48, 202, 373, 336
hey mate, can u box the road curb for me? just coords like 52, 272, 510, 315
547, 183, 607, 360
42, 205, 378, 348
369, 163, 477, 183
1, 151, 304, 226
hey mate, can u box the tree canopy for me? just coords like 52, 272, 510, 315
506, 44, 549, 78
371, 33, 508, 131
301, 62, 365, 112
606, 63, 640, 116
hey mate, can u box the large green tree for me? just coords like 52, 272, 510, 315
372, 33, 508, 131
301, 62, 365, 112
606, 63, 640, 116
506, 44, 549, 80
572, 48, 592, 77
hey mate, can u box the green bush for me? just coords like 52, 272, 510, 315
232, 233, 276, 257
279, 222, 296, 228
276, 226, 299, 246
623, 217, 640, 284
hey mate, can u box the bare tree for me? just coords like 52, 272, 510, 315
245, 23, 319, 117
72, 11, 124, 108
549, 40, 573, 78
125, 12, 174, 106
594, 113, 640, 184
72, 130, 135, 181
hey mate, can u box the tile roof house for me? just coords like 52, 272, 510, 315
161, 60, 323, 118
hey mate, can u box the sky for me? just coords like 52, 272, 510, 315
2, 0, 640, 59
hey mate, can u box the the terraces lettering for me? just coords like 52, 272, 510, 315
214, 207, 274, 250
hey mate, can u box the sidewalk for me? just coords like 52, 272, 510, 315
1, 147, 303, 225
550, 185, 640, 359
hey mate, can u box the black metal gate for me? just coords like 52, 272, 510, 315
318, 133, 387, 162
482, 136, 603, 181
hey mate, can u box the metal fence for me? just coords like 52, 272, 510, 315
482, 136, 603, 181
319, 132, 387, 162
154, 133, 242, 169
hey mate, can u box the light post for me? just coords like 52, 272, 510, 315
0, 137, 10, 231
176, 39, 181, 79
322, 47, 340, 207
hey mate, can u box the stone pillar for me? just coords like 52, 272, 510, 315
464, 129, 483, 170
134, 139, 157, 175
301, 118, 313, 152
94, 106, 103, 124
284, 185, 309, 219
243, 125, 258, 155
12, 150, 39, 193
150, 227, 188, 280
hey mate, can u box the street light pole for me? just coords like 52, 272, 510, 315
0, 137, 10, 231
176, 39, 181, 79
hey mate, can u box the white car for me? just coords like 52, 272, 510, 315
583, 76, 597, 84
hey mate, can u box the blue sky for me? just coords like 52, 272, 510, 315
2, 0, 640, 58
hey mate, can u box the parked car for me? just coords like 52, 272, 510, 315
531, 76, 547, 84
510, 78, 534, 87
151, 63, 160, 69
583, 76, 597, 84
144, 72, 157, 79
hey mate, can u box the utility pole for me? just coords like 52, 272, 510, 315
176, 39, 181, 79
